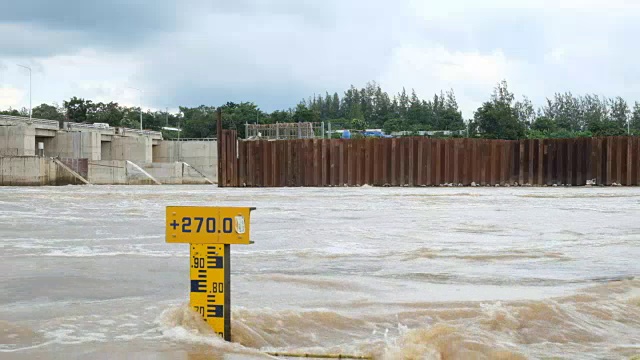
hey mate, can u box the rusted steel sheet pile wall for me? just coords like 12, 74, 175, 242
218, 130, 238, 187
218, 135, 640, 187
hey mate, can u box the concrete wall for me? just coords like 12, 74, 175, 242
0, 126, 35, 156
42, 131, 101, 160
126, 161, 159, 185
88, 160, 157, 185
143, 162, 182, 184
153, 141, 217, 180
88, 160, 127, 185
143, 162, 212, 185
103, 136, 153, 163
0, 156, 85, 186
182, 163, 212, 184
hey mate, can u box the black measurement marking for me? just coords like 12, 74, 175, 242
206, 256, 223, 269
206, 305, 224, 318
190, 280, 206, 293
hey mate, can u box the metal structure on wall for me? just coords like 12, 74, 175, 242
218, 133, 640, 187
245, 122, 325, 140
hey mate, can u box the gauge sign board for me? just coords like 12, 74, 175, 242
166, 206, 254, 244
190, 243, 230, 340
165, 206, 255, 342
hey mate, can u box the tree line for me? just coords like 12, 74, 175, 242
2, 80, 639, 139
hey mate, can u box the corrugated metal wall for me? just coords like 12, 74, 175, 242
218, 134, 640, 187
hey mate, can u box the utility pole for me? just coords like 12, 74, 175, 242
17, 64, 31, 120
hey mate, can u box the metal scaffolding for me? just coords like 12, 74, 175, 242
245, 122, 325, 140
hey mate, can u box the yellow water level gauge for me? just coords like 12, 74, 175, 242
165, 206, 255, 341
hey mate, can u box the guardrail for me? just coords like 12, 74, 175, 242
64, 122, 116, 134
1, 114, 163, 139
0, 115, 59, 129
168, 138, 217, 141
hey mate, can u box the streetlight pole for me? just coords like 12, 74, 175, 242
128, 87, 143, 130
17, 64, 31, 120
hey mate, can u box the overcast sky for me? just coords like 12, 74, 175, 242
1, 0, 640, 118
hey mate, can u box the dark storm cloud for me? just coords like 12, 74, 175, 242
0, 0, 178, 34
0, 0, 181, 56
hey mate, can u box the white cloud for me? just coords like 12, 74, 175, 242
380, 46, 513, 117
0, 86, 24, 109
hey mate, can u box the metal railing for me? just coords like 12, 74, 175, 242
117, 128, 162, 137
2, 114, 163, 139
0, 115, 59, 129
168, 138, 216, 141
64, 122, 116, 134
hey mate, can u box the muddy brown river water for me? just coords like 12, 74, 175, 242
0, 186, 639, 359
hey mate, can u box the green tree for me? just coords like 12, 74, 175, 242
543, 93, 582, 131
351, 118, 367, 130
0, 108, 24, 116
383, 118, 403, 134
32, 103, 64, 120
608, 96, 630, 131
581, 94, 609, 134
515, 96, 535, 129
531, 115, 557, 133
64, 97, 89, 123
269, 110, 293, 123
473, 80, 525, 139
86, 102, 123, 126
180, 105, 217, 138
631, 102, 640, 131
293, 103, 320, 123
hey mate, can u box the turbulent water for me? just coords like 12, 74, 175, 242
0, 186, 639, 360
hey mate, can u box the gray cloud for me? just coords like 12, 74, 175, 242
0, 0, 182, 56
134, 0, 404, 111
3, 0, 640, 116
0, 0, 178, 33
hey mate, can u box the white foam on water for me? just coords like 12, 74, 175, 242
154, 304, 268, 357
42, 248, 179, 258
44, 327, 108, 345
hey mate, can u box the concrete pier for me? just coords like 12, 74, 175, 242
0, 115, 217, 186
0, 126, 36, 156
0, 156, 87, 186
152, 140, 217, 180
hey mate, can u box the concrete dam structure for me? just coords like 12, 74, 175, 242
0, 115, 217, 186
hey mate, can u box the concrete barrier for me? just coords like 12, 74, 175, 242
43, 132, 101, 160
0, 126, 35, 156
88, 160, 128, 185
0, 156, 87, 186
143, 162, 213, 185
87, 160, 159, 185
152, 140, 217, 180
182, 162, 214, 184
102, 136, 153, 163
126, 161, 161, 185
142, 162, 182, 184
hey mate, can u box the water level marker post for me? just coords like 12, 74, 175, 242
165, 206, 255, 341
